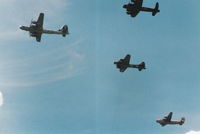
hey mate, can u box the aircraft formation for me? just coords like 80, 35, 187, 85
19, 0, 186, 129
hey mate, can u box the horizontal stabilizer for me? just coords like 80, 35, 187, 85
59, 25, 69, 37
179, 117, 185, 125
152, 2, 160, 16
138, 62, 146, 71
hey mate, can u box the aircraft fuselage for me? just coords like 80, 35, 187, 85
20, 26, 64, 35
114, 62, 140, 69
156, 120, 183, 126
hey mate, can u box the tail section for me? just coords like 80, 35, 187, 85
152, 2, 160, 16
138, 62, 146, 71
59, 25, 69, 37
179, 117, 185, 125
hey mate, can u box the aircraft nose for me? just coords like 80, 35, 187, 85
19, 26, 23, 29
123, 5, 127, 8
20, 26, 25, 30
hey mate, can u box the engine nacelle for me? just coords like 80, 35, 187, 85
123, 5, 128, 8
31, 21, 37, 24
30, 33, 36, 37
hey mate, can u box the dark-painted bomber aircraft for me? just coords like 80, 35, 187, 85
114, 54, 146, 72
156, 112, 185, 127
123, 0, 160, 17
20, 13, 69, 42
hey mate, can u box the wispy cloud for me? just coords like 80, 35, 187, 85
0, 0, 69, 43
186, 131, 200, 134
0, 0, 85, 87
0, 39, 87, 87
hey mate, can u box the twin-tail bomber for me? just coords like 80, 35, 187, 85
156, 112, 185, 127
123, 0, 160, 17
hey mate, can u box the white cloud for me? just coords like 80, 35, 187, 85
186, 131, 200, 134
0, 92, 3, 106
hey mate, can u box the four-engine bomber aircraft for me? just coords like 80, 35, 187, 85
114, 54, 146, 72
123, 0, 160, 17
20, 13, 69, 42
156, 112, 185, 127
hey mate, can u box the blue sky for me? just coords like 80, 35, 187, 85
0, 0, 200, 134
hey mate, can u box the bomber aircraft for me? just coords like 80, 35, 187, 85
20, 13, 69, 42
114, 54, 146, 72
123, 0, 160, 17
156, 112, 185, 127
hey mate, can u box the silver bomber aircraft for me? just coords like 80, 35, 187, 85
114, 54, 146, 72
20, 13, 69, 42
156, 112, 185, 127
123, 0, 160, 17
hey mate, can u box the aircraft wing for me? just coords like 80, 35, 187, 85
36, 13, 44, 28
164, 112, 173, 122
36, 34, 42, 42
124, 54, 131, 64
131, 0, 142, 5
120, 66, 128, 72
130, 11, 140, 17
118, 54, 131, 72
160, 123, 166, 127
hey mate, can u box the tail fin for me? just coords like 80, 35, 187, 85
152, 2, 160, 16
138, 62, 146, 71
59, 25, 69, 37
179, 117, 185, 125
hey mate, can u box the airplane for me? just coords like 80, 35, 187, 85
156, 112, 185, 127
114, 54, 146, 72
20, 13, 69, 42
123, 0, 160, 17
